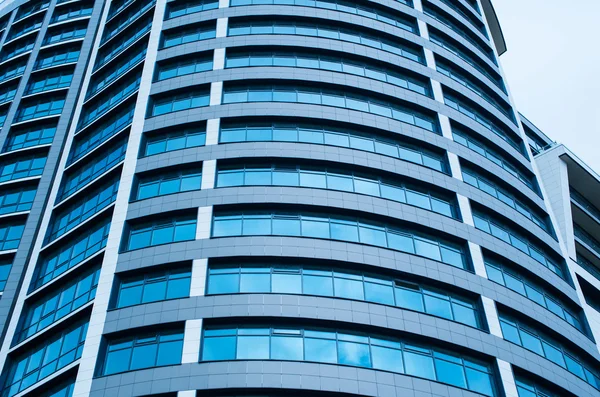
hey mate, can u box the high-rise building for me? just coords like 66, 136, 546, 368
0, 0, 597, 396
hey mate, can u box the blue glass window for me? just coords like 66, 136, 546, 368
101, 0, 155, 44
43, 23, 87, 45
212, 211, 467, 269
225, 50, 430, 96
472, 210, 563, 279
161, 22, 216, 48
0, 111, 6, 128
58, 139, 127, 202
156, 54, 213, 81
453, 128, 536, 193
69, 104, 134, 164
87, 44, 146, 99
230, 0, 417, 33
15, 0, 50, 22
208, 264, 480, 327
143, 127, 206, 156
166, 0, 219, 18
94, 16, 152, 70
2, 321, 88, 397
438, 61, 513, 122
0, 186, 36, 215
423, 3, 494, 64
126, 216, 197, 251
217, 164, 457, 218
463, 167, 550, 234
228, 19, 423, 63
47, 178, 119, 242
0, 38, 35, 63
34, 46, 80, 70
79, 72, 141, 128
0, 262, 11, 291
32, 219, 111, 290
7, 15, 43, 41
0, 84, 17, 105
445, 93, 524, 156
136, 169, 201, 200
499, 313, 600, 390
0, 61, 27, 84
102, 330, 184, 375
202, 325, 496, 396
50, 3, 93, 24
17, 268, 100, 342
115, 267, 191, 308
39, 379, 75, 397
107, 0, 134, 19
4, 125, 56, 151
484, 257, 584, 334
437, 0, 485, 36
25, 70, 73, 95
222, 84, 438, 132
429, 29, 504, 93
15, 97, 65, 122
0, 223, 25, 251
515, 375, 563, 397
150, 89, 209, 116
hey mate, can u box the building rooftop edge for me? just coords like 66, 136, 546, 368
481, 0, 507, 56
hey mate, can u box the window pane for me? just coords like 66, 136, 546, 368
271, 336, 303, 360
338, 341, 371, 367
237, 336, 269, 359
202, 336, 236, 360
404, 350, 435, 380
304, 337, 337, 363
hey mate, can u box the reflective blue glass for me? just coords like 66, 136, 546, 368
126, 216, 197, 251
0, 186, 36, 215
212, 212, 467, 269
17, 268, 100, 342
217, 164, 456, 218
202, 325, 496, 395
32, 219, 111, 290
3, 321, 88, 397
116, 267, 191, 308
499, 313, 600, 390
102, 330, 184, 375
4, 124, 56, 151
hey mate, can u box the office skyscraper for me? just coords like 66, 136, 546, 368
0, 0, 598, 396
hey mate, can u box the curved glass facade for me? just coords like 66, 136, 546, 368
0, 1, 596, 397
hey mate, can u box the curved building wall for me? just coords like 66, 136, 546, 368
0, 0, 596, 397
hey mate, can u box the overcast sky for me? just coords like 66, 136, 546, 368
492, 0, 600, 171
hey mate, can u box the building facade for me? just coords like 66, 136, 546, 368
0, 0, 597, 396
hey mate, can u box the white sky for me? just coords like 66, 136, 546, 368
492, 0, 600, 170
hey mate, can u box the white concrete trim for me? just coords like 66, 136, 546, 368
447, 152, 462, 180
482, 296, 502, 338
213, 48, 225, 70
209, 81, 223, 106
196, 206, 213, 240
469, 241, 488, 278
497, 359, 519, 397
216, 17, 228, 38
181, 319, 203, 364
201, 159, 217, 190
206, 118, 220, 145
457, 194, 474, 226
190, 258, 208, 297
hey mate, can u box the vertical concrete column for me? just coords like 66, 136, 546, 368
219, 0, 229, 8
178, 391, 197, 397
181, 319, 203, 364
457, 195, 473, 226
469, 241, 488, 278
206, 118, 220, 145
190, 259, 208, 297
201, 159, 217, 190
417, 20, 428, 40
210, 81, 223, 106
482, 296, 502, 337
497, 359, 519, 397
412, 0, 423, 11
213, 48, 226, 70
196, 206, 213, 240
447, 152, 462, 180
216, 17, 228, 37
